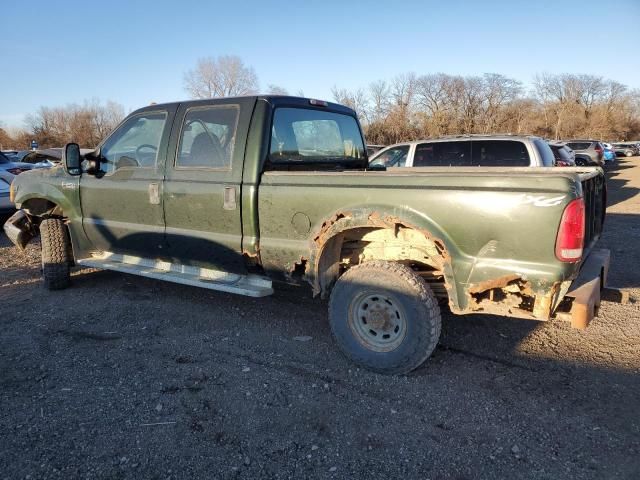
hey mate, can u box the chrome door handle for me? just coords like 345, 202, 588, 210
223, 186, 236, 210
148, 183, 160, 205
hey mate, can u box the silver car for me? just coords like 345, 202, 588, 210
0, 170, 14, 214
369, 134, 557, 168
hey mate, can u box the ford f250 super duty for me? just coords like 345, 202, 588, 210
4, 96, 610, 374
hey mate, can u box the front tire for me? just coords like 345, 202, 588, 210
328, 261, 441, 375
625, 150, 633, 157
40, 218, 71, 290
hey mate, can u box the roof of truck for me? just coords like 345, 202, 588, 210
133, 95, 356, 116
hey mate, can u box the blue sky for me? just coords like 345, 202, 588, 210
1, 0, 639, 129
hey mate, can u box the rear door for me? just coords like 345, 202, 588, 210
80, 107, 175, 257
162, 98, 255, 273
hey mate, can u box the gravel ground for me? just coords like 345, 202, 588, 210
1, 158, 639, 480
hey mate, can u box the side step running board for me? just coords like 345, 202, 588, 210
77, 252, 274, 298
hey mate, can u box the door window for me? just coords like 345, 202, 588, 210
414, 141, 471, 166
176, 105, 239, 169
369, 145, 410, 167
99, 112, 167, 175
471, 140, 530, 166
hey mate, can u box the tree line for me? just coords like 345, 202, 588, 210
0, 99, 125, 150
2, 55, 638, 150
331, 72, 640, 144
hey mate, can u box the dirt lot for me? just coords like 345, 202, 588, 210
1, 159, 639, 480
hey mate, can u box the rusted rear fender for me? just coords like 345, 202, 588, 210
308, 205, 462, 305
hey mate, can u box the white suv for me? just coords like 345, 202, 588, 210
369, 135, 557, 168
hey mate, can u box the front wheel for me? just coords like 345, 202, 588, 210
625, 151, 633, 157
328, 261, 441, 375
40, 218, 71, 290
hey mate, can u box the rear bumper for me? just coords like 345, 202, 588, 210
3, 209, 35, 249
563, 249, 610, 329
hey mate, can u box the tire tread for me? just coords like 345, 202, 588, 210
40, 218, 71, 290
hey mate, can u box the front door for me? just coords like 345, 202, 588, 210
80, 106, 176, 257
163, 99, 252, 273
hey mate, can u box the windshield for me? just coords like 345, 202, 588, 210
269, 108, 365, 166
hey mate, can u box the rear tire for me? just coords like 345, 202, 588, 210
328, 261, 441, 375
625, 151, 633, 157
40, 218, 71, 290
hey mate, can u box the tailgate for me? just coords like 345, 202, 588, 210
579, 170, 606, 254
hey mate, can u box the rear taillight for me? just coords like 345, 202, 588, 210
555, 198, 585, 262
594, 144, 603, 153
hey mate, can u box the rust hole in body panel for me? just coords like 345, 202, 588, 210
467, 276, 537, 316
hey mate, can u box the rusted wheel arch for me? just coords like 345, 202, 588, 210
308, 210, 458, 308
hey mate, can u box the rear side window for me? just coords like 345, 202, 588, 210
269, 108, 365, 165
533, 139, 555, 167
566, 142, 591, 150
176, 105, 239, 169
471, 140, 530, 166
413, 141, 471, 166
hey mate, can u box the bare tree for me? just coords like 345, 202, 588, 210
330, 86, 370, 123
25, 99, 125, 148
267, 84, 289, 95
183, 55, 259, 98
368, 80, 391, 122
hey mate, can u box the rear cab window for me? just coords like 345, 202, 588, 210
268, 108, 365, 169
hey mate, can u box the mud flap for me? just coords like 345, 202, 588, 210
2, 210, 35, 250
563, 249, 610, 329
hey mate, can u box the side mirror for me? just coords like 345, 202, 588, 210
62, 143, 81, 176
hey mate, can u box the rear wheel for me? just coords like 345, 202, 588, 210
40, 218, 71, 290
575, 158, 587, 166
625, 150, 633, 157
328, 261, 441, 375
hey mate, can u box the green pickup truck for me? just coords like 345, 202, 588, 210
4, 96, 610, 374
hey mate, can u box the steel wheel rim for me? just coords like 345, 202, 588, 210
349, 292, 407, 352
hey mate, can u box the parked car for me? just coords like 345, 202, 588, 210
369, 135, 557, 168
563, 140, 605, 166
0, 170, 14, 214
599, 143, 615, 163
1, 150, 19, 160
17, 149, 61, 168
4, 95, 610, 374
612, 143, 638, 157
548, 142, 576, 166
0, 150, 33, 175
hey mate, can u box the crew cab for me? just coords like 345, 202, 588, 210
4, 96, 610, 374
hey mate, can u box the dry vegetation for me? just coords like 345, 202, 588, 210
0, 99, 124, 150
2, 64, 638, 151
332, 73, 640, 144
